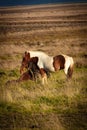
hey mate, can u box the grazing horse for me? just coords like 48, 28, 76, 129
20, 51, 74, 79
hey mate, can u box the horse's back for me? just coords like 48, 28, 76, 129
27, 51, 50, 68
27, 51, 47, 57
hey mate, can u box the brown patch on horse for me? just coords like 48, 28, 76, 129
53, 55, 65, 71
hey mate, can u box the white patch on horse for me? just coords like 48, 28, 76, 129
27, 51, 55, 72
63, 54, 74, 75
43, 56, 55, 72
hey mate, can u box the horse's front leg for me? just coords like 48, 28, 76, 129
40, 68, 48, 84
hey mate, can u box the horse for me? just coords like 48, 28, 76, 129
6, 56, 47, 85
20, 51, 74, 79
19, 57, 47, 84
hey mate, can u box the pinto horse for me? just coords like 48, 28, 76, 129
20, 51, 74, 79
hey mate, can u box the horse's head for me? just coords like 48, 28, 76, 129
20, 51, 30, 74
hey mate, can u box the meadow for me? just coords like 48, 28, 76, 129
0, 3, 87, 130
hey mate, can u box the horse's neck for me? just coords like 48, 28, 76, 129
28, 51, 48, 57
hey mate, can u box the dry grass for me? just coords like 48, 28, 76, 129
0, 67, 87, 129
0, 3, 87, 130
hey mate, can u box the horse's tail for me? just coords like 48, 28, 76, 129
67, 58, 74, 78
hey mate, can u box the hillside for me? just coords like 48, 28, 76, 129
0, 3, 87, 130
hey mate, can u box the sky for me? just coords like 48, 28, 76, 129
0, 0, 87, 7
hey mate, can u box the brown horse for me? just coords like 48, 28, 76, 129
20, 54, 47, 84
19, 56, 47, 84
6, 56, 47, 85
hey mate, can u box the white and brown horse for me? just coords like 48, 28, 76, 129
20, 51, 74, 80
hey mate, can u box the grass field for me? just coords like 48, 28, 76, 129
0, 3, 87, 130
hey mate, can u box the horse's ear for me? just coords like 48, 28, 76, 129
27, 52, 30, 58
25, 51, 30, 57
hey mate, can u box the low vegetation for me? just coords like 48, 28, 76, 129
0, 3, 87, 130
0, 66, 87, 130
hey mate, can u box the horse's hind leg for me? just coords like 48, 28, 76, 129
64, 66, 73, 79
64, 65, 69, 78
